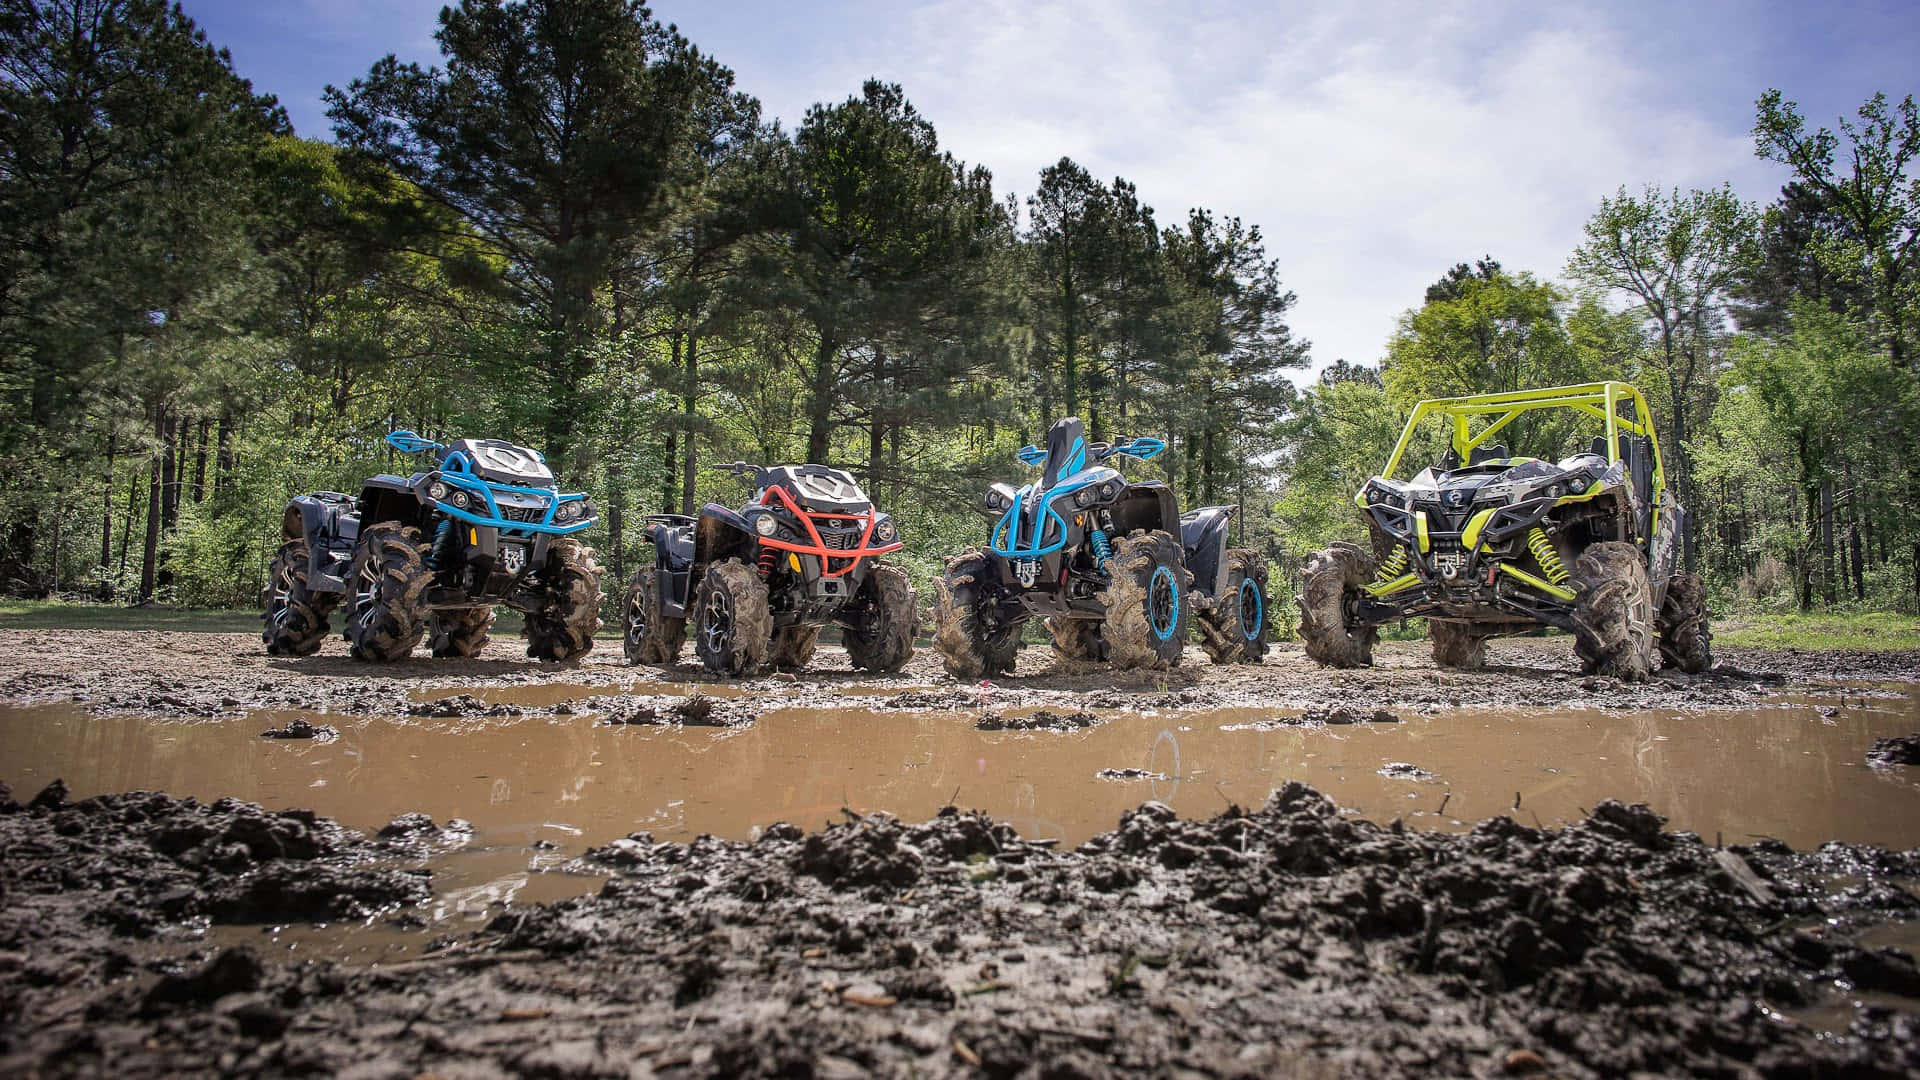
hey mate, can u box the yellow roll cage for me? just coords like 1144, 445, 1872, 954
1377, 381, 1665, 504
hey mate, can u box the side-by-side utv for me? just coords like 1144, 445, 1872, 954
933, 417, 1269, 677
622, 462, 917, 676
1297, 382, 1711, 681
263, 430, 602, 663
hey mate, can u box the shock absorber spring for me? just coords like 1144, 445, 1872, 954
429, 520, 456, 570
1089, 528, 1113, 568
1373, 546, 1409, 582
1526, 527, 1569, 584
756, 546, 778, 578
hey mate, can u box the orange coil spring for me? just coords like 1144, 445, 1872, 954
757, 548, 778, 578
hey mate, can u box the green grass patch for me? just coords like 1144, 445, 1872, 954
1713, 610, 1920, 651
0, 599, 263, 633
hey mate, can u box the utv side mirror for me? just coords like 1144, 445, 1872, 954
1016, 445, 1046, 466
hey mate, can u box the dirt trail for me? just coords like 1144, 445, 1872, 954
3, 778, 1918, 1077
1, 628, 1914, 721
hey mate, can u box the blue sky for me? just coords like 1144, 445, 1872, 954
184, 0, 1920, 374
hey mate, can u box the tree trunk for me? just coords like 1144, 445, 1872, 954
49, 509, 61, 594
160, 415, 180, 530
118, 472, 137, 580
192, 417, 209, 503
806, 337, 836, 463
680, 331, 698, 517
661, 431, 676, 514
1850, 520, 1865, 601
139, 409, 165, 602
101, 432, 115, 572
214, 411, 233, 495
1819, 481, 1835, 606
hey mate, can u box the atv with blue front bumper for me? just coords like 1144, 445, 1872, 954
932, 417, 1268, 678
262, 430, 603, 663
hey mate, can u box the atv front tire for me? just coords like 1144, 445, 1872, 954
263, 539, 338, 657
933, 549, 1019, 679
1572, 541, 1655, 682
1197, 549, 1269, 664
1047, 617, 1102, 663
1657, 571, 1713, 674
430, 606, 495, 659
1428, 620, 1487, 669
1297, 542, 1378, 668
693, 558, 772, 676
771, 625, 820, 672
622, 567, 686, 666
1100, 530, 1192, 670
845, 562, 916, 672
344, 523, 431, 662
524, 539, 601, 662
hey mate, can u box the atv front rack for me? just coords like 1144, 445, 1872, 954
756, 485, 902, 577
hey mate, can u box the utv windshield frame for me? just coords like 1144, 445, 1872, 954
1378, 381, 1665, 501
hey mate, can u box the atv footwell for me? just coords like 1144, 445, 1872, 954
3, 778, 1916, 1077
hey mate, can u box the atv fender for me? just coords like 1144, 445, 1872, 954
285, 492, 359, 594
642, 515, 698, 617
1179, 505, 1236, 598
692, 505, 756, 579
358, 475, 424, 529
1109, 483, 1178, 538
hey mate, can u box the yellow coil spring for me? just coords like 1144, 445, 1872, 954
1526, 527, 1569, 584
1373, 546, 1409, 583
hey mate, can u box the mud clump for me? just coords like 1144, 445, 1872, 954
1307, 704, 1401, 725
6, 783, 1920, 1076
407, 694, 534, 718
1377, 761, 1435, 779
600, 693, 754, 727
1867, 733, 1920, 767
881, 689, 980, 710
258, 717, 335, 740
976, 708, 1101, 731
1095, 767, 1166, 781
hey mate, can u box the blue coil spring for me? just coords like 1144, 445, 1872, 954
1090, 528, 1113, 567
429, 520, 456, 570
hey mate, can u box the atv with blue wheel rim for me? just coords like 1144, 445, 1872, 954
933, 417, 1247, 676
1195, 549, 1268, 663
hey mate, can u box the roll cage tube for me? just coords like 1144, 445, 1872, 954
1376, 382, 1664, 503
386, 429, 592, 537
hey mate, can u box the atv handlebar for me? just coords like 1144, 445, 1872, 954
387, 429, 447, 455
1014, 436, 1165, 468
712, 461, 762, 479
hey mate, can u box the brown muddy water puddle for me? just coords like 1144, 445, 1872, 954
5, 688, 1918, 856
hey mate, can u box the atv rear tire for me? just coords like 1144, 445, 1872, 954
1657, 571, 1713, 674
1572, 541, 1655, 682
1428, 620, 1487, 669
1198, 549, 1269, 664
845, 562, 916, 672
771, 625, 820, 672
622, 567, 686, 666
1047, 617, 1102, 663
1298, 542, 1378, 668
1100, 530, 1192, 670
933, 549, 1019, 679
524, 540, 601, 662
693, 558, 772, 676
263, 539, 338, 657
344, 523, 431, 663
430, 606, 494, 659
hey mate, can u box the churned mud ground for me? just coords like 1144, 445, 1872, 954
3, 779, 1919, 1077
1, 628, 1915, 721
2, 629, 1918, 1076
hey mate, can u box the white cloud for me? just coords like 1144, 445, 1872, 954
732, 0, 1790, 376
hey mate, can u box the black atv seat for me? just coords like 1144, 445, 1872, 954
1042, 417, 1088, 488
1467, 443, 1510, 466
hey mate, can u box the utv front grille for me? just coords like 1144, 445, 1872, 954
500, 504, 547, 524
819, 527, 861, 550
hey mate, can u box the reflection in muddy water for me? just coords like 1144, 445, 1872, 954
3, 688, 1919, 854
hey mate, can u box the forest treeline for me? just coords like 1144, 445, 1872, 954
2, 0, 1916, 616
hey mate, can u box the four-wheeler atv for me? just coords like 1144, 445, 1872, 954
933, 417, 1268, 678
621, 462, 917, 676
262, 430, 603, 663
1296, 382, 1711, 681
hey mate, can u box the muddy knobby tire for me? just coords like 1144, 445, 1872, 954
932, 549, 1018, 679
693, 558, 772, 676
1099, 530, 1192, 671
1047, 616, 1102, 663
622, 567, 686, 666
262, 539, 339, 657
1428, 620, 1487, 669
771, 625, 820, 672
845, 561, 917, 673
1297, 542, 1378, 668
1197, 548, 1269, 664
344, 523, 431, 663
524, 540, 602, 663
1572, 541, 1655, 682
1657, 571, 1713, 674
429, 606, 495, 659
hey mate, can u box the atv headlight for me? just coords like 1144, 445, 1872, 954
751, 512, 778, 536
1544, 483, 1565, 499
428, 480, 450, 502
874, 518, 896, 543
450, 490, 471, 509
984, 483, 1018, 512
1073, 487, 1097, 508
1569, 477, 1588, 494
554, 499, 585, 523
1100, 481, 1118, 500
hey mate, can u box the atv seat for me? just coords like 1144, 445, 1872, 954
1588, 436, 1608, 458
1467, 443, 1510, 466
